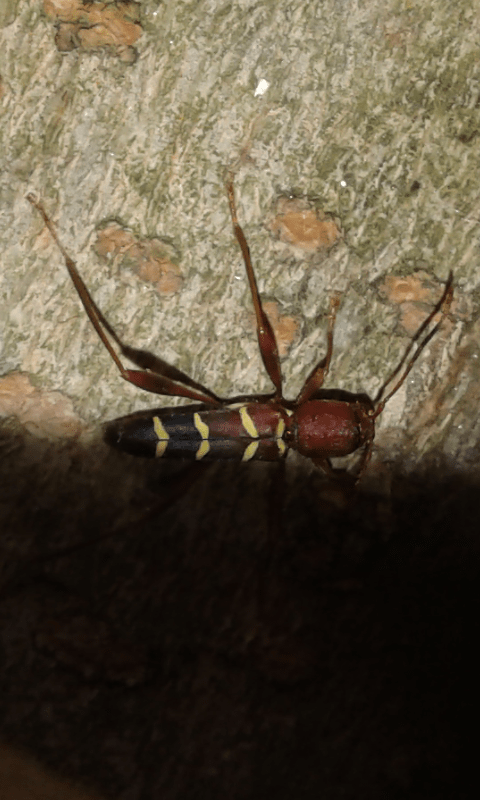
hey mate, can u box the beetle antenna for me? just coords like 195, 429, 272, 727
372, 272, 453, 419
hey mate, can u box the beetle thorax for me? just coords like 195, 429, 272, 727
292, 399, 374, 459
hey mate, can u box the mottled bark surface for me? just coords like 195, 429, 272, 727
0, 1, 478, 798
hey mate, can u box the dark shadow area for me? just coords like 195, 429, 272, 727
0, 418, 477, 800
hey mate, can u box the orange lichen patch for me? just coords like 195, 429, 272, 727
94, 222, 183, 296
399, 300, 454, 338
0, 372, 83, 439
380, 273, 433, 305
398, 302, 432, 337
251, 301, 299, 357
269, 197, 341, 252
94, 222, 133, 257
380, 273, 455, 336
43, 0, 142, 63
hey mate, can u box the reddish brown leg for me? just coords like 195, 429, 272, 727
226, 178, 283, 399
27, 194, 220, 406
351, 437, 375, 484
311, 455, 358, 491
295, 292, 342, 405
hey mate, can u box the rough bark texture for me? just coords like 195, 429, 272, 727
0, 1, 478, 798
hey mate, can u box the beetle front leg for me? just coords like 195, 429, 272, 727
295, 292, 342, 405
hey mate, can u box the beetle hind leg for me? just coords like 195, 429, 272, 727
27, 194, 221, 407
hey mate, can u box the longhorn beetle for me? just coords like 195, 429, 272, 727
27, 181, 452, 483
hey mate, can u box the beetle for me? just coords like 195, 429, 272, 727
26, 180, 452, 484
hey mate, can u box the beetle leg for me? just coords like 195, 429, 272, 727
27, 194, 221, 406
311, 457, 334, 475
352, 437, 375, 485
295, 292, 342, 405
226, 178, 283, 400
